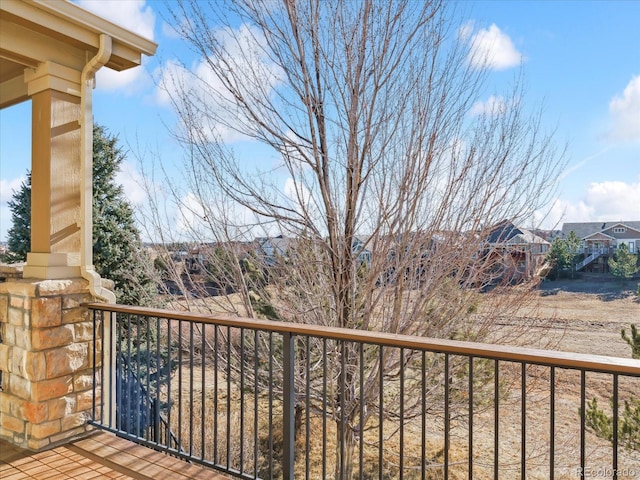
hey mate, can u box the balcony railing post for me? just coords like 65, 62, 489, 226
283, 332, 295, 480
103, 311, 116, 429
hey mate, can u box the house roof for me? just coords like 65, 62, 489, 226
487, 221, 550, 246
562, 221, 640, 239
583, 231, 615, 241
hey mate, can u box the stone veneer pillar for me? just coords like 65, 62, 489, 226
0, 271, 101, 450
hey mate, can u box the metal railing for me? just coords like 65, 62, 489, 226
88, 303, 640, 479
578, 247, 614, 255
575, 252, 602, 271
115, 351, 182, 453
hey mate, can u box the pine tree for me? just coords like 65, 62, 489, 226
546, 231, 581, 279
3, 173, 31, 263
621, 324, 640, 359
91, 125, 157, 306
609, 243, 638, 279
3, 125, 157, 306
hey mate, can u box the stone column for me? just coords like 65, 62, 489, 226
0, 275, 99, 450
23, 61, 83, 280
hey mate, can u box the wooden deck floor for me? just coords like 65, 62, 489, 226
0, 432, 229, 480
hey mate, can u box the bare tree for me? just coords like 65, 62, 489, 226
142, 0, 565, 477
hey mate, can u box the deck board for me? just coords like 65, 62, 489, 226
0, 432, 229, 480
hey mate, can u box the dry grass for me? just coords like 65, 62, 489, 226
156, 280, 639, 478
162, 367, 639, 479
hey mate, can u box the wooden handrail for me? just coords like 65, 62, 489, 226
84, 302, 640, 377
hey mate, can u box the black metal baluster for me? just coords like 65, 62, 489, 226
214, 325, 219, 464
469, 356, 474, 479
379, 346, 384, 480
550, 366, 555, 480
136, 315, 142, 438
494, 359, 499, 480
201, 323, 206, 461
166, 319, 172, 452
305, 337, 310, 480
154, 315, 161, 446
359, 342, 364, 480
444, 353, 450, 479
322, 338, 327, 480
240, 327, 245, 473
283, 332, 295, 480
254, 329, 259, 478
521, 362, 526, 476
146, 316, 151, 441
340, 340, 346, 480
189, 320, 194, 456
612, 374, 618, 480
178, 319, 183, 452
226, 325, 231, 469
269, 333, 274, 480
400, 347, 405, 480
580, 370, 586, 477
422, 351, 426, 480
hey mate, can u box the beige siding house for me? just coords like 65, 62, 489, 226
561, 221, 640, 273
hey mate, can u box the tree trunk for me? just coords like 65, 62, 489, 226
335, 418, 357, 480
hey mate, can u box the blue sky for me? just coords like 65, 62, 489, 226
1, 0, 639, 242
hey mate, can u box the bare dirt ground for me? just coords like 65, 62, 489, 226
524, 276, 639, 358
483, 277, 640, 479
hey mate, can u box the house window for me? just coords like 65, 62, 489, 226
613, 227, 626, 233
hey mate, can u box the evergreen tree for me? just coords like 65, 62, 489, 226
621, 324, 640, 359
546, 231, 581, 278
3, 173, 31, 263
3, 125, 157, 306
91, 125, 157, 306
584, 323, 640, 451
609, 243, 638, 279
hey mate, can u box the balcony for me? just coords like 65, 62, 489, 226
76, 303, 639, 479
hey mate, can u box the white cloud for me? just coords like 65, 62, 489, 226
583, 179, 640, 218
463, 23, 522, 71
176, 192, 207, 238
539, 177, 640, 229
0, 176, 27, 241
96, 57, 152, 93
76, 0, 155, 41
558, 148, 612, 182
75, 1, 155, 93
458, 21, 474, 42
155, 24, 283, 144
0, 176, 26, 203
284, 177, 313, 208
162, 21, 182, 39
608, 75, 640, 142
469, 95, 507, 116
116, 161, 147, 206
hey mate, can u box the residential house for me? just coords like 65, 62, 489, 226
485, 220, 551, 281
561, 221, 640, 273
352, 235, 373, 267
255, 235, 294, 266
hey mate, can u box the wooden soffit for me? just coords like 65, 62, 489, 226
0, 0, 157, 108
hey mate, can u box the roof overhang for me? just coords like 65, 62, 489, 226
602, 223, 640, 236
0, 0, 157, 108
583, 232, 615, 241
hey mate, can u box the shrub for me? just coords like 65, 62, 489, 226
583, 323, 640, 450
621, 324, 640, 359
584, 397, 640, 451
